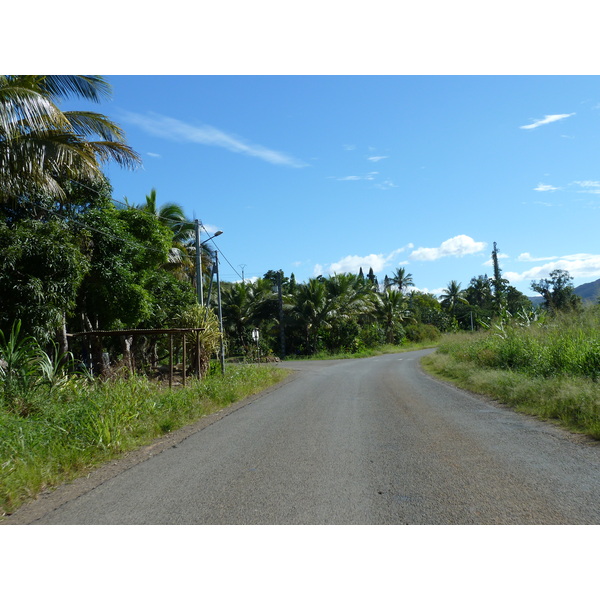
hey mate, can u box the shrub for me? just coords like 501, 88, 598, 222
405, 323, 441, 343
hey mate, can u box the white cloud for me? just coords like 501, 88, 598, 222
409, 235, 487, 261
517, 252, 559, 262
506, 254, 600, 282
327, 253, 391, 274
336, 172, 378, 181
120, 111, 306, 168
573, 180, 600, 194
146, 152, 161, 158
520, 113, 575, 129
367, 156, 388, 162
534, 183, 558, 192
316, 246, 413, 277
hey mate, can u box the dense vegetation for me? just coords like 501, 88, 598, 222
2, 74, 597, 513
0, 332, 287, 516
0, 74, 543, 371
423, 304, 600, 439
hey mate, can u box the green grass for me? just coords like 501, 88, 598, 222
0, 364, 289, 517
422, 308, 600, 440
287, 341, 438, 361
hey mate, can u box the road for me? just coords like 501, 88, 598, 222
16, 349, 600, 524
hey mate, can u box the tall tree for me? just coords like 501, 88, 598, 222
491, 242, 508, 313
137, 188, 195, 245
389, 267, 414, 292
0, 75, 140, 203
0, 219, 88, 343
440, 280, 468, 316
377, 289, 412, 344
531, 269, 582, 313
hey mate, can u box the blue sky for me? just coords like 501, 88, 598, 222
81, 75, 600, 297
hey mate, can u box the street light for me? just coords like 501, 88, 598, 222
195, 220, 223, 307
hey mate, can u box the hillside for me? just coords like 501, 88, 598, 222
574, 278, 600, 303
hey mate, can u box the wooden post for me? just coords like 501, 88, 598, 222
196, 330, 201, 379
169, 333, 173, 389
182, 332, 187, 387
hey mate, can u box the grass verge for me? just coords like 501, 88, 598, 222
287, 341, 438, 361
422, 333, 600, 440
0, 364, 289, 517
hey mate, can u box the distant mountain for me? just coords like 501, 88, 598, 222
528, 278, 600, 306
574, 278, 600, 303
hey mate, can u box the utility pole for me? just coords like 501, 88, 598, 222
215, 251, 225, 374
194, 219, 203, 306
278, 270, 285, 359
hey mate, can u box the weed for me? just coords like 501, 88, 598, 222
0, 364, 289, 517
425, 306, 600, 440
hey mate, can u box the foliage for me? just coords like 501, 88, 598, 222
531, 269, 582, 314
0, 219, 88, 342
405, 322, 441, 343
0, 75, 140, 203
0, 364, 288, 517
437, 305, 600, 381
424, 309, 600, 440
0, 321, 84, 416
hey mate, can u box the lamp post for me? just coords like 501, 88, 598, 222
194, 220, 222, 306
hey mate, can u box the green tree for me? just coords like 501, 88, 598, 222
389, 267, 414, 292
294, 278, 335, 353
491, 242, 508, 314
0, 75, 140, 203
220, 280, 276, 355
376, 289, 411, 344
137, 188, 195, 246
464, 274, 494, 328
409, 291, 455, 332
440, 280, 468, 320
505, 285, 533, 315
0, 219, 88, 343
531, 269, 582, 314
72, 203, 172, 332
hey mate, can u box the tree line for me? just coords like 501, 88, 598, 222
1, 75, 585, 373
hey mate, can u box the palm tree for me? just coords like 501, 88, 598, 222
326, 273, 378, 324
220, 279, 277, 354
389, 267, 414, 292
138, 188, 195, 245
133, 188, 212, 285
440, 280, 468, 315
294, 278, 336, 353
0, 75, 140, 203
376, 288, 413, 343
465, 275, 493, 309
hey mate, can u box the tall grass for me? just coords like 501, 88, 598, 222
0, 327, 289, 517
423, 306, 600, 439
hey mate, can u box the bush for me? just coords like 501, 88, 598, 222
405, 323, 441, 343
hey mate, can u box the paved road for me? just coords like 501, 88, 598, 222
22, 349, 600, 524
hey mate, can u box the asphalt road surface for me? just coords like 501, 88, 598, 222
17, 349, 600, 524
